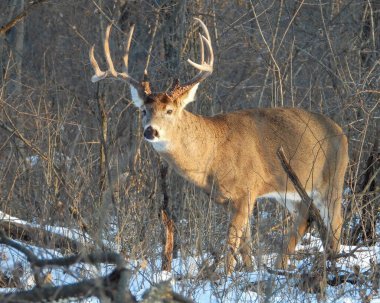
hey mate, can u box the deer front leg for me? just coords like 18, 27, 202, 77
275, 207, 309, 269
240, 222, 254, 271
226, 209, 252, 275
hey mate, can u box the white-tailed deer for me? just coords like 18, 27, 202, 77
90, 19, 348, 274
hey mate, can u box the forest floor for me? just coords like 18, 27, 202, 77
0, 210, 379, 303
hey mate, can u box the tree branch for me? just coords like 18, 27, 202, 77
0, 229, 124, 268
0, 230, 134, 302
276, 147, 328, 248
0, 267, 135, 303
0, 0, 49, 36
0, 216, 91, 254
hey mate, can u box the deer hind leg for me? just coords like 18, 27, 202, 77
318, 188, 343, 257
276, 205, 309, 269
329, 201, 343, 253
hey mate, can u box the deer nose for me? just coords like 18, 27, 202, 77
144, 126, 159, 140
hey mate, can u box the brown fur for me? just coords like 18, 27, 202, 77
89, 21, 348, 274
142, 99, 348, 273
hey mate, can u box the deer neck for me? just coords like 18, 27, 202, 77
154, 110, 221, 189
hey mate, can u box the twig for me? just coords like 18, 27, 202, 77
143, 8, 160, 77
331, 244, 369, 260
0, 0, 49, 36
250, 0, 284, 105
0, 117, 48, 163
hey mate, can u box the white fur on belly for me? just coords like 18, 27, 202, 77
259, 191, 303, 214
259, 191, 330, 228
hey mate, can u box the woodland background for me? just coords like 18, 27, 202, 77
0, 0, 379, 301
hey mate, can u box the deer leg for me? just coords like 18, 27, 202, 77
239, 222, 253, 271
323, 190, 343, 257
276, 207, 309, 269
328, 208, 342, 254
226, 208, 250, 274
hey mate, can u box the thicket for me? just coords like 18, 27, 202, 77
0, 0, 378, 301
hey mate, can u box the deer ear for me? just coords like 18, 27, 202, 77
130, 85, 145, 108
177, 84, 199, 108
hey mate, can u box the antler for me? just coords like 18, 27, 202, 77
89, 24, 140, 87
181, 18, 214, 87
90, 20, 212, 100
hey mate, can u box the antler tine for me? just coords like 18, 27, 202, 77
182, 18, 214, 87
89, 45, 107, 82
198, 33, 205, 65
103, 24, 118, 77
195, 17, 211, 42
187, 35, 213, 72
89, 24, 115, 83
89, 24, 140, 86
122, 24, 140, 87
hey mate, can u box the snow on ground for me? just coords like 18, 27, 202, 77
0, 212, 379, 302
126, 238, 380, 303
0, 211, 91, 244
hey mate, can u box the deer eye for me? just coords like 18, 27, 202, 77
142, 109, 147, 116
166, 109, 173, 115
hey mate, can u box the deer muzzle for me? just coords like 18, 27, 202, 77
144, 126, 159, 140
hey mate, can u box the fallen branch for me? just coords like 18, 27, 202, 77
276, 146, 328, 246
265, 264, 361, 287
0, 230, 194, 302
0, 230, 133, 302
0, 216, 91, 254
0, 267, 134, 303
0, 229, 123, 268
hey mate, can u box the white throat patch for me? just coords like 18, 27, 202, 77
151, 140, 170, 152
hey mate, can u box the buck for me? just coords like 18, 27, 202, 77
89, 19, 348, 274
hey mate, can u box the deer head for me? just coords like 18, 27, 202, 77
89, 19, 213, 152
